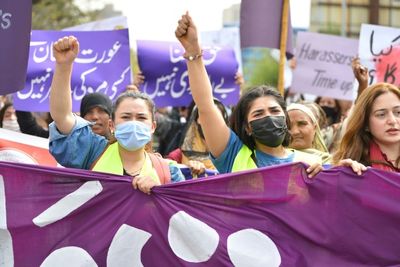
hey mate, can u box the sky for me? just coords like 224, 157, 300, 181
81, 0, 311, 41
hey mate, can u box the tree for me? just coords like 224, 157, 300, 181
242, 47, 279, 90
32, 0, 100, 30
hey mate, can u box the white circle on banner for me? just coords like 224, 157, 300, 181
40, 246, 97, 267
227, 229, 281, 267
107, 224, 151, 267
0, 175, 14, 266
168, 211, 219, 263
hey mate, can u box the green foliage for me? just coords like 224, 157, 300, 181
32, 0, 100, 30
242, 47, 279, 91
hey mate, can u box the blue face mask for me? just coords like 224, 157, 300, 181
115, 121, 152, 151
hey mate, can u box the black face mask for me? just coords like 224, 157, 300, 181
321, 106, 339, 123
250, 116, 287, 147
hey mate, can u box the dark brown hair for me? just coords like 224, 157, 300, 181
333, 83, 400, 165
112, 92, 156, 122
111, 92, 156, 152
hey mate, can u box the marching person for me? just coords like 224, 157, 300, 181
49, 36, 184, 194
174, 12, 365, 176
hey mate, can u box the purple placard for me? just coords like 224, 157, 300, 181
240, 0, 293, 54
291, 32, 358, 100
137, 40, 239, 107
0, 0, 32, 94
13, 29, 131, 112
1, 161, 400, 266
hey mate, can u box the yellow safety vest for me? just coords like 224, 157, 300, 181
232, 145, 322, 172
92, 142, 161, 183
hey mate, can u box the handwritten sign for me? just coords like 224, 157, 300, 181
13, 29, 131, 112
137, 40, 239, 107
359, 24, 400, 86
0, 0, 32, 94
291, 32, 358, 100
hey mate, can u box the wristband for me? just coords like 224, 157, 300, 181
183, 50, 203, 61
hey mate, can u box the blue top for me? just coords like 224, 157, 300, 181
211, 130, 295, 174
49, 116, 184, 182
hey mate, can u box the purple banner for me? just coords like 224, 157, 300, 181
137, 40, 239, 107
0, 0, 32, 94
240, 0, 293, 54
13, 30, 131, 112
1, 162, 400, 266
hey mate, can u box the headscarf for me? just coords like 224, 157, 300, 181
180, 115, 216, 170
287, 103, 329, 153
179, 100, 228, 170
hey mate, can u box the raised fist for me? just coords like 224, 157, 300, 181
52, 36, 80, 65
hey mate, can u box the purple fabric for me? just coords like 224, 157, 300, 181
13, 30, 131, 112
1, 161, 400, 266
0, 0, 32, 94
137, 40, 239, 107
240, 0, 293, 55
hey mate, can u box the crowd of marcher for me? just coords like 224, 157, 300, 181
2, 13, 400, 195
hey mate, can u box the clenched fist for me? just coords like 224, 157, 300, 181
53, 36, 79, 66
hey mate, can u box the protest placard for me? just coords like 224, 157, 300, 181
291, 32, 358, 100
137, 40, 239, 107
0, 0, 32, 94
13, 29, 131, 112
359, 24, 400, 86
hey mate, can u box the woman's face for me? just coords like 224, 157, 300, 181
246, 96, 285, 129
3, 105, 16, 121
245, 96, 287, 148
288, 110, 316, 150
369, 92, 400, 147
114, 98, 156, 133
318, 97, 336, 108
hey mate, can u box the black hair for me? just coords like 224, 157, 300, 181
230, 85, 290, 151
314, 96, 342, 124
0, 102, 13, 128
191, 98, 229, 125
179, 98, 229, 146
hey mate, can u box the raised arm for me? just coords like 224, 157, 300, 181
49, 36, 79, 135
351, 57, 369, 101
175, 13, 230, 157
